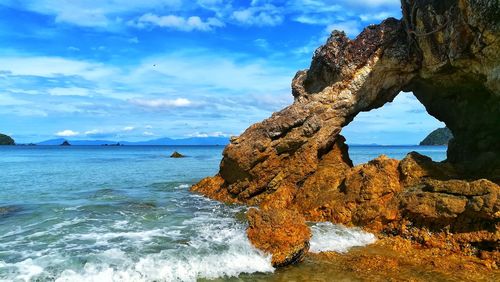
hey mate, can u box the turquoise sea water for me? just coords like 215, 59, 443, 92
0, 145, 446, 281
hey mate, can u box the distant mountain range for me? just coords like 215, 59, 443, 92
35, 137, 229, 146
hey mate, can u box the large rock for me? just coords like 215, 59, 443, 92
192, 0, 500, 261
246, 208, 311, 267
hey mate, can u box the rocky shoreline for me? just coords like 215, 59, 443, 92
192, 0, 499, 275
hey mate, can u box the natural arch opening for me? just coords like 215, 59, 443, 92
341, 91, 448, 165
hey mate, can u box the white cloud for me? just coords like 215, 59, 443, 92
6, 0, 182, 28
131, 13, 224, 31
0, 50, 295, 142
143, 131, 155, 136
84, 129, 101, 135
129, 98, 192, 108
289, 0, 401, 32
83, 126, 140, 137
0, 56, 117, 80
254, 38, 269, 49
48, 87, 90, 97
232, 4, 283, 26
129, 51, 293, 93
3, 0, 402, 33
189, 131, 231, 137
359, 12, 394, 22
128, 37, 139, 44
6, 89, 41, 95
0, 93, 28, 106
325, 20, 362, 38
123, 126, 135, 131
56, 130, 80, 137
290, 0, 399, 10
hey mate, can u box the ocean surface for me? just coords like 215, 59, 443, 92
0, 145, 446, 281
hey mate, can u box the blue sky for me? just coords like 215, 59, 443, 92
0, 0, 444, 144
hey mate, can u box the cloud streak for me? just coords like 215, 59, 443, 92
55, 130, 79, 137
131, 13, 224, 31
129, 98, 193, 108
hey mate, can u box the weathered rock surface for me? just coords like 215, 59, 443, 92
305, 237, 500, 281
192, 0, 500, 266
246, 208, 311, 267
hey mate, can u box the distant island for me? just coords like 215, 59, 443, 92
60, 140, 71, 146
35, 136, 229, 146
419, 127, 453, 145
0, 133, 15, 145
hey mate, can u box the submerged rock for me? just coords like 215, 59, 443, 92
0, 205, 21, 218
170, 151, 185, 158
192, 0, 500, 265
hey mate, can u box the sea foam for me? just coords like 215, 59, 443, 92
309, 222, 376, 253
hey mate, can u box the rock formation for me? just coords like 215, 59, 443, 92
0, 133, 15, 145
170, 151, 185, 158
247, 208, 311, 267
60, 140, 71, 146
192, 0, 500, 267
420, 127, 453, 145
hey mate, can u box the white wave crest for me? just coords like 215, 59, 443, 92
309, 222, 376, 253
1, 195, 273, 282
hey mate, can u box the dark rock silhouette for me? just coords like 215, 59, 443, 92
420, 127, 453, 145
60, 140, 71, 146
0, 133, 15, 145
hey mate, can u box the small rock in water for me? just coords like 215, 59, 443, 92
170, 151, 185, 158
60, 140, 71, 146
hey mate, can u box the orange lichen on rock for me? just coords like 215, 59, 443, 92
293, 154, 402, 232
307, 237, 500, 281
190, 175, 240, 204
246, 207, 311, 267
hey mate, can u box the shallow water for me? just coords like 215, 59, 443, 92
0, 145, 446, 281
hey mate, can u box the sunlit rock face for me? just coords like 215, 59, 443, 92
192, 0, 500, 266
246, 208, 311, 267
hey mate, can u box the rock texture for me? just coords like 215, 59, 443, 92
192, 0, 500, 266
246, 208, 311, 267
420, 127, 453, 145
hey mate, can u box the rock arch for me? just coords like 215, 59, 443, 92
192, 0, 499, 266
